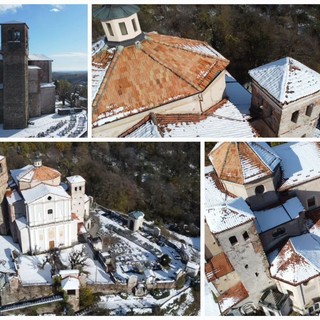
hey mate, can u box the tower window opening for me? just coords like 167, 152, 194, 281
291, 110, 299, 123
106, 23, 114, 36
119, 22, 128, 35
132, 18, 137, 32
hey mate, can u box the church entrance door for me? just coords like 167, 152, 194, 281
49, 240, 55, 249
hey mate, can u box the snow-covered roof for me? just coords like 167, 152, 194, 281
60, 269, 79, 277
144, 269, 155, 278
218, 281, 249, 313
122, 100, 256, 138
128, 211, 144, 219
269, 233, 320, 285
249, 57, 320, 104
273, 142, 320, 191
11, 164, 61, 186
209, 142, 280, 184
29, 54, 53, 61
0, 235, 20, 274
67, 175, 85, 184
92, 32, 229, 127
225, 74, 251, 116
6, 189, 22, 205
61, 276, 80, 291
186, 261, 199, 270
205, 197, 255, 234
21, 183, 70, 204
205, 173, 233, 209
254, 197, 304, 233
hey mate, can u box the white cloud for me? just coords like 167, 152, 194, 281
50, 5, 64, 13
0, 5, 22, 14
51, 52, 87, 58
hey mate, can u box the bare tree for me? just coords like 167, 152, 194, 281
68, 246, 88, 271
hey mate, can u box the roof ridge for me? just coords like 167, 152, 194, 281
140, 47, 200, 91
148, 34, 229, 61
279, 57, 290, 103
248, 142, 275, 174
93, 49, 122, 115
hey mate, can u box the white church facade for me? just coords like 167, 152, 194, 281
5, 155, 91, 254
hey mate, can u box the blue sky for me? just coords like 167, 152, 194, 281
0, 5, 87, 71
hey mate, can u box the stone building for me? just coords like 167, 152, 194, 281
4, 154, 90, 254
127, 210, 144, 232
0, 22, 55, 129
206, 141, 320, 315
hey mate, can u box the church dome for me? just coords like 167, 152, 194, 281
209, 142, 280, 184
93, 5, 140, 21
92, 32, 229, 126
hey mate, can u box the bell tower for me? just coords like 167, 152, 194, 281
1, 22, 29, 128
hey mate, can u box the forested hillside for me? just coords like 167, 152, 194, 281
93, 5, 320, 84
0, 143, 200, 234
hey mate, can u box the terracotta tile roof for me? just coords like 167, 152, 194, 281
92, 32, 229, 126
218, 281, 249, 314
33, 166, 61, 181
209, 142, 279, 184
120, 99, 257, 138
205, 252, 234, 281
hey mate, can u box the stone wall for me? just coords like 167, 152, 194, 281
40, 85, 55, 115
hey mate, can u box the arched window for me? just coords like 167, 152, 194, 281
255, 185, 265, 195
291, 110, 299, 123
14, 30, 21, 41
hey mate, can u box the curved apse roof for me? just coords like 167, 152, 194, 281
93, 5, 140, 21
209, 142, 280, 184
92, 33, 229, 127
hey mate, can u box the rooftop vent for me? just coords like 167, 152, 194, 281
135, 41, 141, 49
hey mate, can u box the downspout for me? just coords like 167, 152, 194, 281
198, 93, 204, 114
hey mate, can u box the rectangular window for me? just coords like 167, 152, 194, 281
229, 236, 238, 246
308, 196, 316, 209
75, 187, 78, 192
106, 23, 114, 36
132, 18, 137, 32
48, 209, 53, 214
79, 186, 82, 191
306, 103, 314, 117
119, 22, 128, 35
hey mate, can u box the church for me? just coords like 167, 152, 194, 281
205, 142, 320, 316
0, 22, 56, 129
2, 154, 91, 254
92, 5, 320, 138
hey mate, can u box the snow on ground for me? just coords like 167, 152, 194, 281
169, 231, 200, 251
15, 242, 112, 285
17, 253, 53, 285
205, 281, 221, 316
98, 211, 185, 282
0, 235, 21, 273
59, 244, 113, 284
98, 281, 192, 315
160, 287, 194, 315
0, 107, 87, 138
